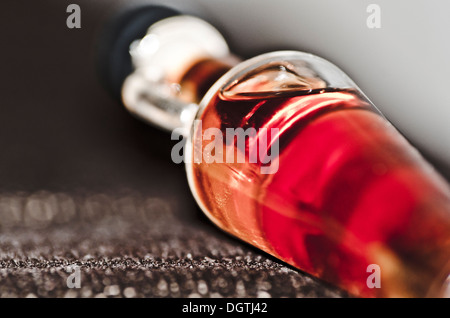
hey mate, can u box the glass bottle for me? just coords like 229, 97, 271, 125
100, 6, 450, 297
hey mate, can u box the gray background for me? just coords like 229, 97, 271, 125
168, 0, 450, 175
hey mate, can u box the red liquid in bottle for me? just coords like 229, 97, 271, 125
190, 88, 450, 297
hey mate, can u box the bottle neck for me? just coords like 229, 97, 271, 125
121, 15, 239, 136
178, 57, 237, 104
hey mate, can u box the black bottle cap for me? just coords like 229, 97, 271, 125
97, 5, 179, 100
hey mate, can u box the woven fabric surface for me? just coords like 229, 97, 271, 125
0, 191, 346, 298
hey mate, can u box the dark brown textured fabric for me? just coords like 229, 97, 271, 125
0, 191, 347, 297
